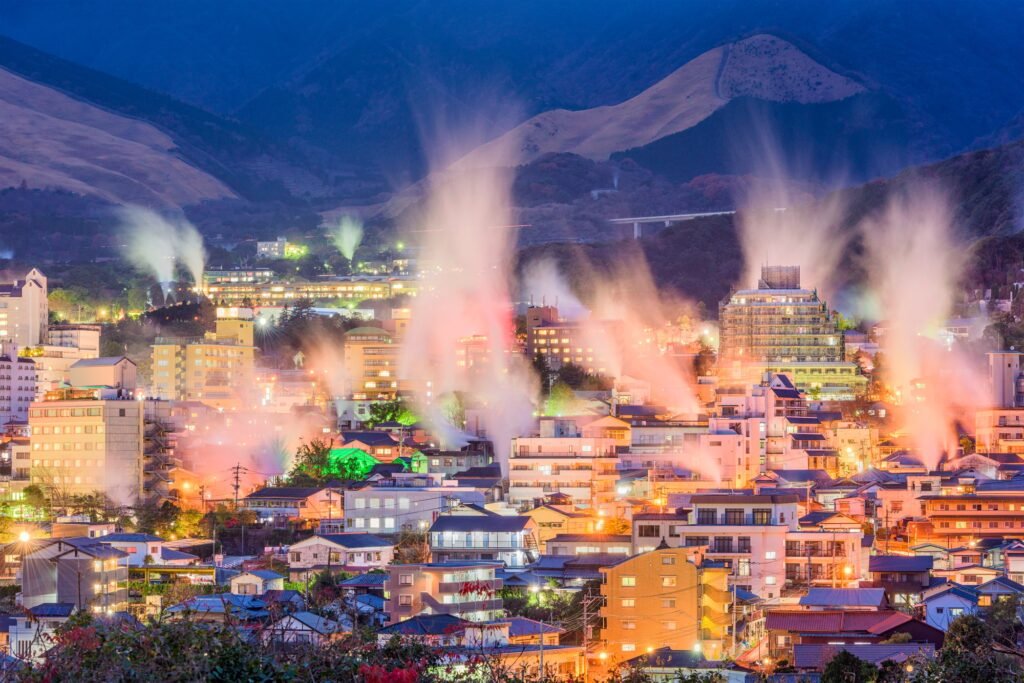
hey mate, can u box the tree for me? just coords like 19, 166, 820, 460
287, 438, 333, 484
393, 530, 430, 564
821, 650, 878, 683
364, 399, 416, 428
693, 342, 715, 378
22, 485, 47, 515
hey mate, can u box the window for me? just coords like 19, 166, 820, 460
753, 509, 772, 525
661, 576, 677, 587
621, 620, 636, 630
765, 576, 777, 585
662, 598, 676, 608
398, 594, 412, 606
621, 644, 635, 652
638, 525, 660, 538
662, 556, 675, 565
724, 509, 744, 525
621, 576, 636, 587
399, 574, 413, 586
738, 558, 751, 577
765, 551, 777, 561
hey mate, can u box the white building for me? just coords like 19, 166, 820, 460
343, 478, 484, 534
286, 533, 394, 578
0, 342, 36, 427
507, 436, 619, 513
0, 269, 47, 347
256, 237, 288, 259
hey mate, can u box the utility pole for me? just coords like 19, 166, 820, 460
581, 592, 602, 679
232, 463, 243, 508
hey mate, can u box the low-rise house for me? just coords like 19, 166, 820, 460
97, 533, 165, 567
547, 534, 631, 556
525, 504, 597, 553
263, 611, 345, 646
230, 570, 285, 596
164, 594, 269, 623
242, 486, 342, 526
932, 563, 1001, 586
919, 583, 978, 631
793, 643, 936, 674
286, 533, 394, 580
975, 576, 1024, 606
384, 561, 503, 624
868, 555, 934, 607
798, 587, 888, 611
8, 603, 74, 662
428, 512, 538, 568
765, 609, 944, 664
377, 613, 470, 646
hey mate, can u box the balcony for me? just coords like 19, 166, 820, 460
437, 579, 502, 594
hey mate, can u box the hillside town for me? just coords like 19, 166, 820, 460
0, 257, 1017, 682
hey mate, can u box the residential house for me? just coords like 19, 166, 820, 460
765, 609, 944, 664
526, 504, 597, 553
230, 570, 285, 596
868, 555, 934, 607
344, 476, 484, 534
286, 533, 394, 580
798, 587, 888, 611
547, 534, 631, 556
8, 603, 74, 662
96, 533, 165, 567
241, 486, 342, 526
919, 583, 978, 631
631, 512, 688, 554
263, 611, 345, 646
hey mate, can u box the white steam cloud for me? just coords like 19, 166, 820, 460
119, 206, 206, 293
329, 215, 365, 261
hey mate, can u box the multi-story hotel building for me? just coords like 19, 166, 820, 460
150, 308, 256, 410
524, 306, 620, 375
29, 392, 144, 502
0, 342, 36, 427
203, 273, 417, 308
0, 269, 47, 348
508, 436, 619, 513
342, 326, 401, 400
718, 266, 865, 400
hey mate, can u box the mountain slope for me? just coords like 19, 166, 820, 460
456, 35, 864, 167
0, 65, 235, 207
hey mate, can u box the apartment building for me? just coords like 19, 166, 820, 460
29, 393, 144, 502
508, 436, 619, 513
343, 477, 484, 534
24, 324, 101, 399
0, 269, 47, 348
21, 537, 128, 613
428, 512, 539, 568
598, 545, 730, 662
150, 308, 256, 410
526, 504, 596, 553
384, 560, 503, 624
919, 479, 1024, 545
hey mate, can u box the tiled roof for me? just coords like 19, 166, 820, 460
798, 588, 886, 608
377, 613, 469, 636
765, 610, 910, 634
339, 573, 388, 587
430, 515, 531, 533
316, 533, 393, 548
244, 487, 323, 500
102, 533, 164, 543
869, 555, 933, 572
493, 616, 562, 637
548, 534, 630, 543
29, 603, 75, 618
794, 643, 936, 670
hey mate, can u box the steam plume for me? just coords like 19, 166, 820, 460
329, 216, 365, 261
118, 205, 206, 293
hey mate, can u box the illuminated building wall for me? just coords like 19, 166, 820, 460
718, 266, 865, 400
150, 309, 255, 410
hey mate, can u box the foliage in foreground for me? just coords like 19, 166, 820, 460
8, 614, 582, 683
